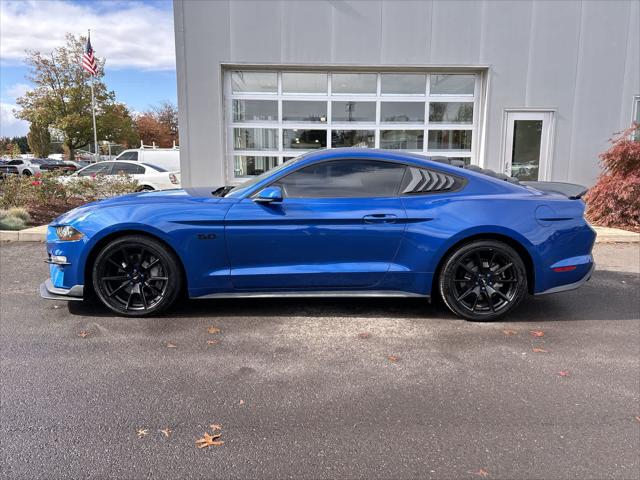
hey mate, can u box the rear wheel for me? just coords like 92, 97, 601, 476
439, 240, 527, 321
92, 235, 181, 317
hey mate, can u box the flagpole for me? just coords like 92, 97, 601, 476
90, 78, 98, 162
88, 29, 98, 162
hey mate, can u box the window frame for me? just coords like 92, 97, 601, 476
225, 70, 482, 182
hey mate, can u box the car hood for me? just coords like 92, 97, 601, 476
52, 187, 225, 225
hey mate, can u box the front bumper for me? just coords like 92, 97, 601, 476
535, 262, 595, 296
39, 278, 84, 301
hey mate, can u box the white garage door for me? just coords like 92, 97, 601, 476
224, 70, 482, 182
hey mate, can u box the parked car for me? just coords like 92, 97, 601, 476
38, 159, 77, 174
40, 148, 595, 320
60, 160, 181, 191
0, 158, 49, 176
115, 148, 180, 172
64, 160, 91, 170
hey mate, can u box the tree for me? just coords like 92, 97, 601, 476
10, 143, 21, 158
99, 103, 139, 149
135, 101, 179, 148
15, 34, 137, 160
152, 101, 179, 144
10, 136, 29, 154
0, 139, 22, 158
136, 112, 172, 147
585, 124, 640, 229
27, 122, 51, 158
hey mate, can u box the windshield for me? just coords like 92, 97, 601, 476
223, 156, 304, 198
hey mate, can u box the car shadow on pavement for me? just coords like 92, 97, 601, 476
67, 269, 638, 322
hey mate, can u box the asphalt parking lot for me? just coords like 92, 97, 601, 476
0, 242, 638, 479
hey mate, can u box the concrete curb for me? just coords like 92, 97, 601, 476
1, 224, 638, 244
1, 225, 47, 242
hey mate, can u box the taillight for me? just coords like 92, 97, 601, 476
553, 266, 577, 272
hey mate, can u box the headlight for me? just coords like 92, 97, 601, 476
55, 225, 84, 241
169, 173, 179, 185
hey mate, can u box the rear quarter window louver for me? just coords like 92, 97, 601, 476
401, 167, 462, 194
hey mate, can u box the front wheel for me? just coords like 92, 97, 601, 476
92, 235, 182, 317
439, 240, 528, 321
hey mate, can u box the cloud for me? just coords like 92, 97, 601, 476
0, 103, 29, 137
0, 0, 175, 70
5, 83, 30, 100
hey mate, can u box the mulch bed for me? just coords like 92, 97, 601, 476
26, 198, 87, 226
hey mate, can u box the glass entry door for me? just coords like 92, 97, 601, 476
503, 111, 554, 181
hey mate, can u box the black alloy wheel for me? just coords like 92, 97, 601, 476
92, 235, 182, 316
439, 240, 527, 321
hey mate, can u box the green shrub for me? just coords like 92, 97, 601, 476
6, 207, 31, 222
0, 208, 30, 231
0, 170, 139, 225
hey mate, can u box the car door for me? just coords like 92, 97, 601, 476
224, 159, 408, 290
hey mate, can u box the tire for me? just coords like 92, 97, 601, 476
22, 170, 31, 177
137, 185, 155, 192
439, 240, 528, 321
92, 235, 182, 317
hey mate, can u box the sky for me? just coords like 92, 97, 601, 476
0, 0, 177, 137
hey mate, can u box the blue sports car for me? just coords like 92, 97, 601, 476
40, 148, 595, 321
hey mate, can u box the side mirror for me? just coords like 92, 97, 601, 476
254, 185, 283, 204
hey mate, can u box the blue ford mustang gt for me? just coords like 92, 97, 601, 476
40, 148, 595, 321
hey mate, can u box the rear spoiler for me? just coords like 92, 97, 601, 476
520, 181, 588, 200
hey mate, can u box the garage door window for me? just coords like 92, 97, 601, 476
226, 70, 481, 180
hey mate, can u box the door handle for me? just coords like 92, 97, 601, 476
363, 213, 398, 224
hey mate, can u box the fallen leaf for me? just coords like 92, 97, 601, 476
77, 331, 90, 338
53, 305, 60, 309
160, 427, 172, 438
195, 432, 224, 448
558, 371, 570, 377
634, 416, 640, 423
136, 428, 149, 439
530, 330, 545, 337
166, 341, 177, 348
207, 326, 221, 335
209, 424, 222, 431
358, 332, 371, 339
206, 339, 218, 346
239, 399, 244, 405
502, 329, 518, 336
387, 355, 400, 363
532, 347, 548, 353
468, 468, 489, 477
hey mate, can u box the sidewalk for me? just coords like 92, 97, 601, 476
1, 224, 638, 244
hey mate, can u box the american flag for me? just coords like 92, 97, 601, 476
82, 35, 97, 75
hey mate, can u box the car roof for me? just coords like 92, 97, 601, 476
298, 148, 468, 176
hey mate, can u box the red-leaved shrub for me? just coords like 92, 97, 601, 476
585, 124, 640, 230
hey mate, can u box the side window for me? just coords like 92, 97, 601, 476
8, 160, 22, 165
276, 160, 406, 198
113, 163, 144, 175
400, 166, 462, 194
118, 151, 139, 161
78, 163, 114, 177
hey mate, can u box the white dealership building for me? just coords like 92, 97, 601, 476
173, 0, 639, 187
